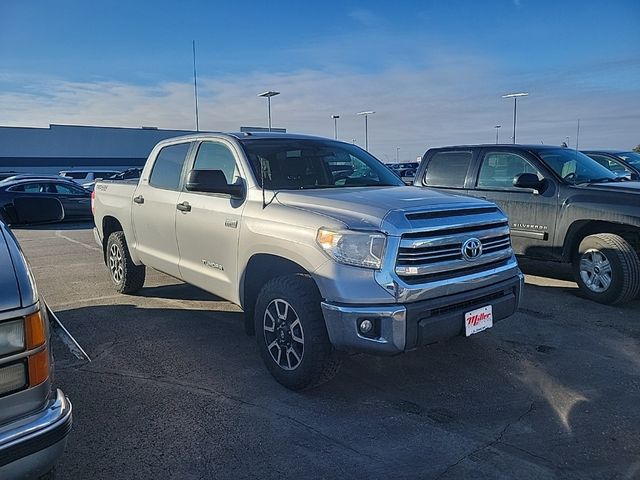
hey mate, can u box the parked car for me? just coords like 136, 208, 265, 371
93, 133, 523, 390
0, 178, 92, 225
0, 172, 18, 182
0, 210, 72, 479
0, 174, 68, 185
583, 150, 640, 180
82, 168, 142, 192
59, 170, 121, 184
415, 144, 640, 304
387, 162, 419, 183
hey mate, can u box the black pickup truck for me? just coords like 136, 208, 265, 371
414, 145, 640, 305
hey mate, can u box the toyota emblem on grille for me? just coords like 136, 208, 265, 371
462, 238, 483, 261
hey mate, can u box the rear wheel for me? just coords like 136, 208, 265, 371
573, 233, 640, 305
106, 231, 145, 294
255, 274, 342, 390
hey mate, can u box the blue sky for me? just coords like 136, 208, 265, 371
1, 0, 639, 159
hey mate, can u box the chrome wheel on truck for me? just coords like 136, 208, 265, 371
573, 233, 640, 305
255, 274, 342, 390
109, 243, 124, 284
579, 249, 612, 293
105, 231, 146, 294
263, 299, 305, 371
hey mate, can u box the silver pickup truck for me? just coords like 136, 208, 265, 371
93, 133, 523, 390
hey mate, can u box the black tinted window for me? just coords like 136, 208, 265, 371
54, 183, 87, 195
478, 152, 541, 188
424, 151, 472, 188
193, 142, 238, 183
150, 143, 191, 190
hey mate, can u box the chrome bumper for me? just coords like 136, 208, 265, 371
0, 389, 72, 478
322, 273, 523, 355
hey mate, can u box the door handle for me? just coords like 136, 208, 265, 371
176, 201, 191, 212
133, 195, 144, 204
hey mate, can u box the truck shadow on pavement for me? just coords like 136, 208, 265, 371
50, 289, 640, 479
136, 282, 227, 302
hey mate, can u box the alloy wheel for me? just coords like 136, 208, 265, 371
263, 299, 305, 371
579, 248, 612, 293
109, 243, 124, 284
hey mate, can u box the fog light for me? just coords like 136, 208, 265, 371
359, 319, 373, 334
0, 362, 27, 396
0, 319, 25, 357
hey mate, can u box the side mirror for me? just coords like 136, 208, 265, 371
186, 169, 244, 198
513, 173, 544, 192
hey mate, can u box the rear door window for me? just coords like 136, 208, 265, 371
423, 151, 472, 188
149, 143, 192, 190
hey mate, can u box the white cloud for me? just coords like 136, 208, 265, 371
1, 58, 639, 160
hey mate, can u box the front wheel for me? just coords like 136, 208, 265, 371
255, 274, 342, 390
573, 233, 640, 305
106, 231, 146, 294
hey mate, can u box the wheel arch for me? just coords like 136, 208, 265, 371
562, 220, 640, 261
240, 254, 317, 336
101, 216, 124, 264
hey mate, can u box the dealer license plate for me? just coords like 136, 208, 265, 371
465, 305, 493, 336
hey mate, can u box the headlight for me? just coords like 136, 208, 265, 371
316, 228, 386, 269
0, 319, 25, 357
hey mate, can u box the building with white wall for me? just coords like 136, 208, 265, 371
0, 124, 197, 174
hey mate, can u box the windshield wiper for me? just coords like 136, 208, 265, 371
579, 177, 621, 184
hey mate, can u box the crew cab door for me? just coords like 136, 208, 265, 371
465, 148, 559, 259
175, 140, 247, 303
131, 141, 192, 277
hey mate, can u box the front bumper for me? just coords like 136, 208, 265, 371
322, 273, 523, 355
0, 389, 72, 479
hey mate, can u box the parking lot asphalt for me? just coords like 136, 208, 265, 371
12, 222, 640, 480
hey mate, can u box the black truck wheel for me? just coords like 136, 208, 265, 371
106, 231, 146, 294
255, 274, 342, 390
573, 233, 640, 305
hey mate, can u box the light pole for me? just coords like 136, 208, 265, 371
494, 125, 501, 144
258, 91, 280, 132
331, 115, 340, 139
396, 147, 400, 163
356, 111, 375, 151
501, 92, 528, 144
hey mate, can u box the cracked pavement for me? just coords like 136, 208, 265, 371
12, 223, 640, 479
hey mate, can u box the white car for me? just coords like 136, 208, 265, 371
59, 170, 120, 184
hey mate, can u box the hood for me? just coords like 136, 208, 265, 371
274, 186, 493, 232
0, 226, 22, 312
583, 181, 640, 193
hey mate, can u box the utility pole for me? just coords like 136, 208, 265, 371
192, 40, 200, 132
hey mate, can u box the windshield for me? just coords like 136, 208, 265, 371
240, 138, 404, 190
617, 151, 640, 168
537, 148, 618, 184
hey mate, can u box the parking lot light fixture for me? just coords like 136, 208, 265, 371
258, 91, 280, 132
331, 115, 340, 139
356, 111, 375, 151
501, 93, 528, 144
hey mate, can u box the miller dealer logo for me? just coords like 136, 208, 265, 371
467, 311, 491, 326
461, 237, 483, 261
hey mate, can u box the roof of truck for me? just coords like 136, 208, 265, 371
154, 131, 340, 145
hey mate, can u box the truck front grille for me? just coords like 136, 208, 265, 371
395, 207, 513, 283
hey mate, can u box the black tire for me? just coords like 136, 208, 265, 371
106, 231, 145, 294
255, 274, 342, 390
573, 233, 640, 305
